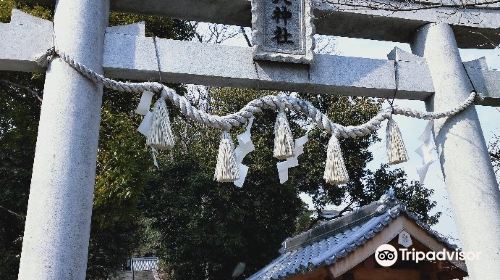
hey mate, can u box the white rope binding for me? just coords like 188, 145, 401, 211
386, 118, 409, 165
214, 131, 240, 182
323, 134, 349, 185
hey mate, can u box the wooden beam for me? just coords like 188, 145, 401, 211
352, 267, 420, 280
286, 267, 330, 280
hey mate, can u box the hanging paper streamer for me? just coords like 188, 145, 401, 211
136, 91, 154, 137
273, 108, 295, 160
277, 134, 308, 184
137, 111, 160, 168
415, 120, 438, 183
233, 118, 255, 188
135, 91, 155, 115
138, 111, 153, 137
151, 147, 159, 169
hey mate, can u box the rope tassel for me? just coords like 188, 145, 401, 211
273, 108, 294, 160
214, 131, 240, 182
386, 118, 409, 165
323, 134, 349, 185
147, 98, 175, 150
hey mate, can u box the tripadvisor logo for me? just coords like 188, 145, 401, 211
375, 244, 398, 267
375, 244, 481, 267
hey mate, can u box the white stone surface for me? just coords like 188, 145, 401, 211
107, 22, 145, 36
252, 0, 315, 63
387, 47, 435, 100
464, 58, 500, 107
0, 10, 53, 72
315, 0, 500, 48
308, 53, 397, 97
412, 23, 500, 280
17, 0, 110, 279
1, 10, 498, 105
387, 47, 424, 63
103, 33, 158, 81
155, 38, 428, 99
10, 9, 53, 30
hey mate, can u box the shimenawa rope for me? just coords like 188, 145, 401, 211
34, 47, 478, 185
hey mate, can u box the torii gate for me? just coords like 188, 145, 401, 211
1, 0, 499, 279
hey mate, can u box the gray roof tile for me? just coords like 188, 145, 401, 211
247, 190, 459, 280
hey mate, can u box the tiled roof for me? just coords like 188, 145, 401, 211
247, 190, 459, 280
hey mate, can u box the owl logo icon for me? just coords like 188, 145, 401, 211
375, 244, 398, 267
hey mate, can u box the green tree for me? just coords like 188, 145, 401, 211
136, 88, 440, 279
87, 13, 195, 280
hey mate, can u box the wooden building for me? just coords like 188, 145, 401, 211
248, 191, 467, 280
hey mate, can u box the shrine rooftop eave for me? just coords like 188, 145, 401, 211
110, 0, 500, 49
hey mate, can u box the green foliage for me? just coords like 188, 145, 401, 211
87, 90, 152, 279
288, 93, 381, 208
86, 14, 195, 279
490, 136, 500, 175
0, 0, 52, 23
109, 13, 195, 40
359, 165, 440, 225
0, 72, 44, 280
138, 88, 306, 279
135, 88, 441, 279
0, 0, 15, 22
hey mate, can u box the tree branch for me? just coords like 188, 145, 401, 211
324, 0, 500, 12
0, 79, 43, 103
240, 26, 252, 47
330, 200, 355, 220
0, 204, 25, 220
307, 200, 355, 229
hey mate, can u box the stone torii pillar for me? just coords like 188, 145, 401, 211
412, 23, 500, 280
17, 0, 109, 279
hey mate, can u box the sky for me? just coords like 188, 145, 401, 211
208, 26, 500, 246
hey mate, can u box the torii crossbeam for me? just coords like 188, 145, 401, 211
0, 1, 499, 279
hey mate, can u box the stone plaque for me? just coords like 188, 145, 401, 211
251, 0, 315, 64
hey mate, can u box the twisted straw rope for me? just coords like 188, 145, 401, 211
36, 47, 477, 138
